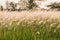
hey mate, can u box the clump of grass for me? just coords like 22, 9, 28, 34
0, 10, 60, 40
0, 18, 60, 40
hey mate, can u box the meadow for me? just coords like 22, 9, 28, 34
0, 10, 60, 40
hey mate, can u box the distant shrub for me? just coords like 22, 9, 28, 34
9, 2, 17, 11
0, 5, 3, 11
47, 2, 60, 9
34, 0, 60, 10
18, 0, 37, 10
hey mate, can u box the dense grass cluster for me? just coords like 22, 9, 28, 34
0, 10, 60, 40
0, 17, 60, 40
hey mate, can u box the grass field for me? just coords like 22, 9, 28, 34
0, 10, 60, 40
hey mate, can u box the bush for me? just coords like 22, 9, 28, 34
19, 0, 36, 10
47, 2, 60, 9
9, 2, 16, 11
0, 5, 4, 11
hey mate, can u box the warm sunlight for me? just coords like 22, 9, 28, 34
0, 0, 60, 40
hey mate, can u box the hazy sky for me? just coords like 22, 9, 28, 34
0, 0, 19, 3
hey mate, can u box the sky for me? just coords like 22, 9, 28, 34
0, 0, 19, 4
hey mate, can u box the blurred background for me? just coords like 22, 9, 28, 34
0, 0, 60, 11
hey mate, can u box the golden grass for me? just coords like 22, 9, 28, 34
0, 10, 60, 25
0, 10, 60, 40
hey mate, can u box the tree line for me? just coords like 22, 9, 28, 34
1, 0, 60, 11
0, 0, 36, 11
